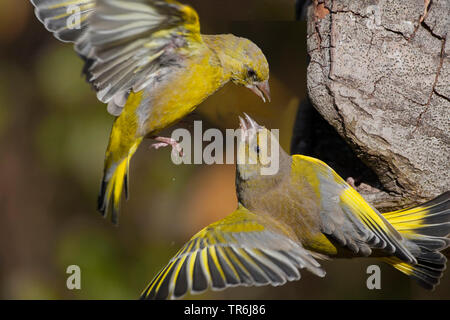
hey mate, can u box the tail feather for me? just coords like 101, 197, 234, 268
412, 237, 450, 251
98, 138, 142, 225
124, 156, 131, 200
98, 158, 129, 225
382, 191, 450, 290
382, 254, 446, 290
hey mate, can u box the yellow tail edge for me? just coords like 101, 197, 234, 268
98, 157, 128, 225
381, 191, 450, 290
98, 140, 142, 225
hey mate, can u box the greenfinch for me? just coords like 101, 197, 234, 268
31, 0, 271, 224
141, 114, 450, 299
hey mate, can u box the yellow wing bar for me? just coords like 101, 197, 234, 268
141, 205, 325, 300
293, 155, 417, 263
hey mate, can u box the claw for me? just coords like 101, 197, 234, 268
150, 136, 183, 157
151, 142, 169, 150
346, 177, 357, 189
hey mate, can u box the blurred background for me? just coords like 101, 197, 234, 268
0, 0, 448, 299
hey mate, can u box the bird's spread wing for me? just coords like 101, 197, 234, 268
141, 205, 325, 300
292, 155, 417, 264
31, 0, 96, 42
31, 0, 202, 115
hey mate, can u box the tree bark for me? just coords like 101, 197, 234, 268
303, 0, 449, 210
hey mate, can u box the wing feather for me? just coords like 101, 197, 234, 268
31, 0, 203, 114
141, 205, 325, 300
293, 155, 417, 263
32, 0, 96, 42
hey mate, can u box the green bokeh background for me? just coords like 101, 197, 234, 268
0, 0, 448, 299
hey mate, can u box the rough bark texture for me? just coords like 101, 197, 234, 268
305, 0, 450, 210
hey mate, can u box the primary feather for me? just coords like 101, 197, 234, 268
141, 205, 325, 300
32, 0, 203, 110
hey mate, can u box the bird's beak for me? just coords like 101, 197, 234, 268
239, 113, 263, 139
244, 113, 262, 130
246, 80, 271, 103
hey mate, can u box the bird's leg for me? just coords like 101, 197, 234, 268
150, 136, 183, 156
346, 176, 381, 194
346, 177, 358, 189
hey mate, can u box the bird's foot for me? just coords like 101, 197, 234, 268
346, 177, 357, 189
346, 177, 380, 194
150, 136, 183, 157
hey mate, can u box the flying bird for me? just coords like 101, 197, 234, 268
30, 0, 271, 224
141, 114, 450, 299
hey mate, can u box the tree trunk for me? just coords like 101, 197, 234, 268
303, 0, 449, 210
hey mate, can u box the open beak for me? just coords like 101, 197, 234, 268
238, 113, 263, 138
246, 80, 271, 103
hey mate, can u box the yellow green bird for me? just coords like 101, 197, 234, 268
31, 0, 271, 224
142, 115, 450, 299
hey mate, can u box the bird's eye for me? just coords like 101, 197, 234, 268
247, 69, 257, 80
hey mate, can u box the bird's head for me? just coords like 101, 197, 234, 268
204, 35, 271, 102
236, 114, 286, 181
232, 38, 271, 103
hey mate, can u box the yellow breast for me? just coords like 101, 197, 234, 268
143, 52, 227, 134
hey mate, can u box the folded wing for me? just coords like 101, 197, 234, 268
292, 155, 417, 264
